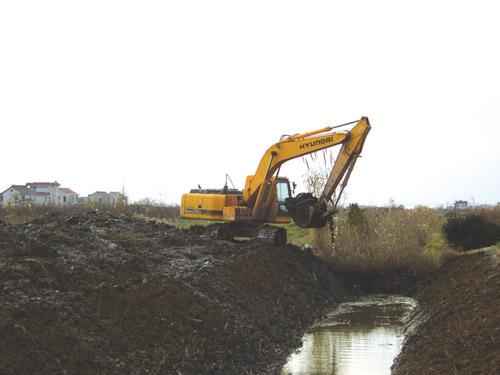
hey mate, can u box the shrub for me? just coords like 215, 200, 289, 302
346, 203, 367, 234
422, 232, 448, 264
443, 215, 500, 251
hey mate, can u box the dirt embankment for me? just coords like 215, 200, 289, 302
0, 212, 344, 374
392, 248, 500, 374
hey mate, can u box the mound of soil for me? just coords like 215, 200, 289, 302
392, 248, 499, 374
0, 212, 343, 374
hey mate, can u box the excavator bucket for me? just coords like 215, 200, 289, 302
284, 193, 330, 228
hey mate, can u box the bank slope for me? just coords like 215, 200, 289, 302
0, 213, 343, 374
392, 247, 499, 374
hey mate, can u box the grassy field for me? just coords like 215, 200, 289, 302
280, 223, 314, 246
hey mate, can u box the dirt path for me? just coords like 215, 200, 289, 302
392, 247, 499, 374
0, 212, 344, 374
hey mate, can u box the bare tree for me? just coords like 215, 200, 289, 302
301, 149, 337, 257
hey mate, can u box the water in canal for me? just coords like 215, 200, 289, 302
281, 294, 416, 375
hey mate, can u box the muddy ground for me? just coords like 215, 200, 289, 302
0, 212, 344, 374
392, 247, 500, 374
2, 212, 498, 375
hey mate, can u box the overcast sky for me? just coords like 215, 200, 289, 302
1, 1, 499, 207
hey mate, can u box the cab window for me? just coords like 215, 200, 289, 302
276, 180, 291, 215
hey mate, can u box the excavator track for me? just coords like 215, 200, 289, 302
211, 222, 287, 246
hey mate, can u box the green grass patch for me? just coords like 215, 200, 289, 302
141, 215, 312, 246
167, 218, 216, 229
171, 219, 313, 247
280, 224, 313, 246
422, 232, 447, 265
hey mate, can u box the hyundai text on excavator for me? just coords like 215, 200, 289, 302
181, 117, 371, 245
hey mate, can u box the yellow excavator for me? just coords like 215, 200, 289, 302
181, 116, 371, 245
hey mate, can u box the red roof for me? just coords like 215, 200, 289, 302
60, 188, 77, 195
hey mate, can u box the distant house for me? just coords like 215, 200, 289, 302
59, 188, 79, 206
0, 181, 79, 207
0, 185, 36, 206
109, 192, 127, 205
454, 200, 468, 210
87, 191, 127, 206
0, 181, 129, 207
27, 181, 61, 205
87, 191, 110, 205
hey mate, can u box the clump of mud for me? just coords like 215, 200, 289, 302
392, 248, 499, 374
0, 212, 343, 374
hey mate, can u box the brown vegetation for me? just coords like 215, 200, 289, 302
307, 205, 455, 292
315, 205, 446, 272
449, 205, 500, 226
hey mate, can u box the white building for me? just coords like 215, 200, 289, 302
0, 185, 36, 206
60, 188, 79, 206
0, 181, 129, 207
109, 191, 127, 205
26, 181, 61, 205
454, 200, 468, 210
0, 181, 79, 207
87, 191, 109, 205
86, 191, 127, 206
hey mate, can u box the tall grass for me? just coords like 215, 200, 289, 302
313, 205, 448, 274
460, 206, 500, 226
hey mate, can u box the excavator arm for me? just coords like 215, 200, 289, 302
245, 117, 371, 227
243, 130, 350, 217
322, 116, 371, 205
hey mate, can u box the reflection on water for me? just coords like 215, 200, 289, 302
281, 295, 416, 375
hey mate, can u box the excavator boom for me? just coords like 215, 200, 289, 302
246, 117, 371, 226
